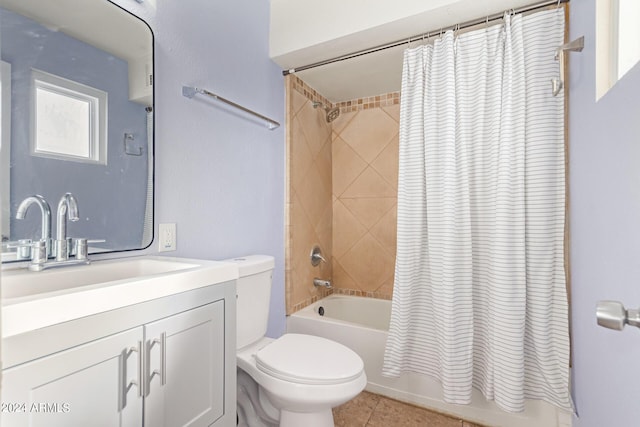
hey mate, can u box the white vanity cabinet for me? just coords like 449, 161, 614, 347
144, 301, 225, 426
2, 327, 144, 427
1, 280, 236, 427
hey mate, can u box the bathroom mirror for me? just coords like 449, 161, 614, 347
0, 0, 154, 261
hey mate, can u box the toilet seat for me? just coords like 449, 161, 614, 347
255, 334, 364, 386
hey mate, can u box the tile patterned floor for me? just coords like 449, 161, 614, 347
333, 391, 485, 427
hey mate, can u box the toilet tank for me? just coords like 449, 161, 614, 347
226, 255, 275, 350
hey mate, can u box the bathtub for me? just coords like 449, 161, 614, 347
287, 295, 572, 427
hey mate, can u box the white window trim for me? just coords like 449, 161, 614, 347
30, 69, 108, 165
596, 0, 614, 100
609, 0, 621, 86
596, 0, 640, 100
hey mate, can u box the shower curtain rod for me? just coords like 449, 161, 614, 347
282, 0, 568, 76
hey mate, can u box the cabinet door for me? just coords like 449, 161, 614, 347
144, 301, 225, 427
2, 327, 143, 427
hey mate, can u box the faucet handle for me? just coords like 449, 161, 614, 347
3, 239, 35, 260
74, 238, 89, 261
30, 240, 47, 265
3, 239, 30, 248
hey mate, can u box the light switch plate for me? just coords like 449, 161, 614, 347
159, 223, 176, 252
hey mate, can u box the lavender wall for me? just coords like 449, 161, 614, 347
112, 0, 286, 337
569, 1, 640, 426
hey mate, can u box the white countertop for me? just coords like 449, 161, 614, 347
1, 256, 239, 338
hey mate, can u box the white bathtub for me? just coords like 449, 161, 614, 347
287, 295, 571, 427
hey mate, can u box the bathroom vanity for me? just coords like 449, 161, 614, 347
1, 256, 238, 427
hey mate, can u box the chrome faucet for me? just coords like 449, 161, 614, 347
55, 192, 79, 261
16, 195, 52, 255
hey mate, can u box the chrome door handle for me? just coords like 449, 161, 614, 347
119, 341, 143, 411
596, 301, 640, 331
134, 341, 144, 396
145, 332, 167, 396
156, 332, 166, 386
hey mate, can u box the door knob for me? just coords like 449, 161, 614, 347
596, 300, 640, 331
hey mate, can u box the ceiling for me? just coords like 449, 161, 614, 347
270, 0, 557, 103
294, 42, 406, 104
0, 0, 150, 62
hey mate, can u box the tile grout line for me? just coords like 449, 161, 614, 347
363, 395, 382, 427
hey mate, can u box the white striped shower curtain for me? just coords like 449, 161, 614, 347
382, 8, 571, 413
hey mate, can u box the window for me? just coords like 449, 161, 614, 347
613, 0, 640, 80
31, 69, 107, 164
596, 0, 640, 99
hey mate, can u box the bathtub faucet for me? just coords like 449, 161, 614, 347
313, 278, 332, 289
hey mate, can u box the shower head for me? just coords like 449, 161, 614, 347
312, 101, 340, 123
326, 106, 340, 123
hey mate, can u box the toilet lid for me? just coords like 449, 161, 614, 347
255, 334, 364, 385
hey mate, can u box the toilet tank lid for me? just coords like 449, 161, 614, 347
224, 255, 275, 277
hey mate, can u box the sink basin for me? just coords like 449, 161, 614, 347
1, 256, 239, 337
2, 257, 200, 300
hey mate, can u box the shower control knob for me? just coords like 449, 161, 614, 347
310, 245, 327, 267
596, 301, 640, 331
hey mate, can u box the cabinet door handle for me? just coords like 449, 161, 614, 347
145, 332, 167, 396
161, 332, 167, 385
156, 332, 167, 386
144, 339, 152, 397
120, 341, 143, 411
135, 340, 144, 397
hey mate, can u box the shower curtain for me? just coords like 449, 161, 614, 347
383, 8, 571, 413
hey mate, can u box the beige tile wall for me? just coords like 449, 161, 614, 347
286, 75, 400, 313
331, 102, 399, 300
285, 76, 333, 314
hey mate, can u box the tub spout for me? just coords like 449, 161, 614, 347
313, 278, 332, 289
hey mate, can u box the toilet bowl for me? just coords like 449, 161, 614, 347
229, 255, 366, 427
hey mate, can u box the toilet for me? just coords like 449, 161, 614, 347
229, 255, 366, 427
